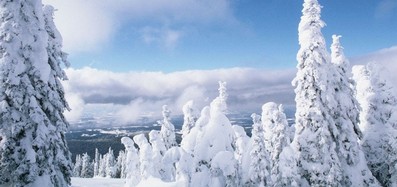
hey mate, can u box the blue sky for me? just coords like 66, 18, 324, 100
45, 0, 397, 72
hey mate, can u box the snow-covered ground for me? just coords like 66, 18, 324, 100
71, 177, 125, 187
71, 177, 185, 187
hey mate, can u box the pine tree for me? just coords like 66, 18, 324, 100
134, 133, 154, 180
330, 35, 379, 186
105, 147, 116, 178
191, 81, 235, 187
291, 0, 343, 185
248, 113, 271, 186
180, 106, 210, 155
93, 148, 100, 177
73, 154, 82, 177
261, 102, 291, 184
353, 64, 397, 187
80, 153, 93, 178
116, 150, 125, 178
181, 100, 197, 139
121, 137, 140, 186
159, 105, 177, 150
232, 125, 250, 186
0, 2, 72, 186
149, 130, 167, 179
98, 155, 107, 177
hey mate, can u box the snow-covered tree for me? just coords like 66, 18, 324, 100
330, 35, 379, 186
231, 125, 250, 186
210, 151, 238, 187
80, 153, 93, 178
159, 105, 177, 150
191, 81, 235, 187
105, 147, 116, 178
181, 100, 197, 139
291, 0, 343, 185
116, 150, 126, 178
261, 102, 291, 184
181, 106, 210, 155
93, 148, 100, 177
121, 137, 140, 187
98, 154, 107, 178
0, 2, 72, 186
248, 113, 271, 186
353, 64, 397, 187
275, 146, 301, 187
134, 134, 154, 180
162, 147, 182, 182
149, 130, 167, 179
73, 155, 82, 177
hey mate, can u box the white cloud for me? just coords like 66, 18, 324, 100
351, 46, 397, 87
64, 92, 85, 123
62, 67, 296, 125
42, 0, 115, 53
42, 0, 235, 53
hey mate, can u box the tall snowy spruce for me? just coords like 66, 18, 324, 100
330, 35, 379, 186
248, 113, 271, 186
159, 105, 177, 150
261, 102, 291, 184
291, 0, 343, 185
0, 1, 72, 186
353, 64, 397, 187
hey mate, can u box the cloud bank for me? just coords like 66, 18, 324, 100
42, 0, 235, 53
63, 67, 296, 125
62, 45, 397, 126
351, 45, 397, 86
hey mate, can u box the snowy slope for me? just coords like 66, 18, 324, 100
71, 177, 125, 187
71, 177, 185, 187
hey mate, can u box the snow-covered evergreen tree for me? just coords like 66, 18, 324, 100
291, 0, 343, 185
80, 153, 93, 178
121, 137, 140, 187
248, 113, 271, 186
105, 147, 116, 178
159, 105, 177, 150
93, 148, 100, 177
181, 100, 197, 139
191, 81, 235, 187
73, 154, 82, 177
210, 151, 238, 187
162, 147, 183, 182
231, 125, 250, 186
330, 35, 379, 186
275, 146, 301, 187
116, 150, 126, 178
0, 2, 72, 186
149, 130, 167, 179
98, 155, 107, 177
134, 133, 154, 180
353, 64, 397, 187
261, 102, 291, 184
180, 106, 210, 155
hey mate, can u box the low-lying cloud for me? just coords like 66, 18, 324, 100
61, 45, 397, 126
63, 67, 296, 125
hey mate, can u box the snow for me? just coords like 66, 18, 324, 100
136, 177, 186, 187
71, 177, 125, 187
71, 176, 185, 187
